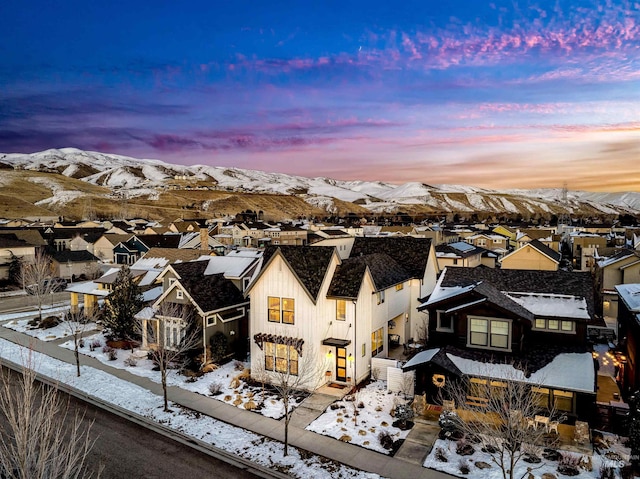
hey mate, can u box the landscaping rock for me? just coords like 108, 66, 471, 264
557, 465, 580, 476
543, 449, 561, 461
475, 462, 491, 469
524, 454, 542, 464
456, 444, 475, 456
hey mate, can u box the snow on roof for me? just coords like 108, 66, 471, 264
132, 256, 170, 270
615, 284, 640, 312
447, 352, 595, 393
597, 252, 635, 268
137, 270, 161, 287
423, 282, 478, 306
450, 241, 476, 253
226, 249, 263, 259
142, 286, 162, 303
403, 348, 440, 370
134, 306, 155, 320
201, 255, 257, 278
65, 281, 110, 296
505, 292, 590, 319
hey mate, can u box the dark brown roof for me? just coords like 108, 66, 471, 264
50, 249, 99, 263
0, 234, 30, 248
328, 253, 410, 298
350, 236, 432, 279
435, 266, 596, 319
135, 234, 182, 249
0, 229, 46, 247
171, 261, 245, 313
143, 247, 210, 263
527, 239, 561, 263
262, 245, 335, 302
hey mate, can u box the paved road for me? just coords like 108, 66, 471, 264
0, 290, 69, 314
1, 369, 259, 479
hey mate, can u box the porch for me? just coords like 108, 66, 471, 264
414, 401, 593, 455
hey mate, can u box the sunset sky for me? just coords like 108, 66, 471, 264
1, 1, 639, 191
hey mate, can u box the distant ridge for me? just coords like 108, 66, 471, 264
1, 148, 639, 218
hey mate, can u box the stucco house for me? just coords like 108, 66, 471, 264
499, 239, 561, 271
595, 249, 640, 319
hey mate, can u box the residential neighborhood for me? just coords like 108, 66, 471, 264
0, 211, 639, 478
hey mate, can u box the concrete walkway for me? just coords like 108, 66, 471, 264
0, 323, 444, 479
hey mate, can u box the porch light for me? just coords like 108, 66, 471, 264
326, 350, 333, 359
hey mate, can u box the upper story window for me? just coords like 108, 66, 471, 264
336, 300, 346, 321
534, 318, 575, 333
377, 291, 385, 305
436, 310, 453, 332
176, 290, 184, 300
268, 296, 295, 324
468, 316, 510, 350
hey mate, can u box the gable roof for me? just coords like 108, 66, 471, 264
436, 241, 483, 258
500, 239, 561, 265
327, 252, 410, 298
0, 234, 31, 249
50, 249, 99, 263
424, 266, 595, 320
0, 229, 46, 247
170, 261, 245, 313
349, 236, 433, 279
258, 245, 336, 302
142, 247, 208, 264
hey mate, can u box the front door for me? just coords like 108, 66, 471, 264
336, 347, 347, 382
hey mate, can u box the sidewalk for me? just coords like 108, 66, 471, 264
0, 324, 442, 479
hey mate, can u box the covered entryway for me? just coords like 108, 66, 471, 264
322, 338, 351, 383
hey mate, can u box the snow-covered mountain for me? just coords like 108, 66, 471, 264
1, 148, 639, 217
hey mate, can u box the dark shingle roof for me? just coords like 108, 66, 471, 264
171, 260, 245, 313
135, 234, 181, 249
0, 234, 29, 248
350, 236, 432, 279
262, 245, 334, 302
527, 239, 561, 263
328, 253, 410, 298
50, 250, 99, 263
437, 266, 596, 319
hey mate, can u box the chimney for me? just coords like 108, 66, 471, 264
200, 228, 210, 252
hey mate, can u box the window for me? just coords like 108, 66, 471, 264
336, 300, 346, 321
206, 316, 216, 326
468, 317, 510, 350
371, 328, 383, 356
168, 278, 176, 286
534, 318, 575, 333
268, 297, 280, 322
532, 386, 550, 409
553, 389, 574, 412
176, 290, 184, 300
264, 341, 298, 375
267, 297, 295, 324
282, 298, 295, 324
436, 310, 453, 332
377, 291, 385, 304
395, 283, 404, 291
453, 258, 458, 265
561, 321, 573, 331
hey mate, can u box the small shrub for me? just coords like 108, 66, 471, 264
481, 443, 498, 454
378, 431, 394, 450
102, 346, 117, 361
439, 410, 461, 434
456, 439, 475, 456
599, 464, 615, 479
558, 452, 581, 476
339, 435, 352, 442
78, 338, 85, 348
435, 447, 448, 462
542, 448, 561, 461
234, 360, 244, 371
393, 403, 415, 430
459, 459, 470, 475
89, 339, 101, 351
124, 355, 138, 367
40, 316, 60, 329
357, 401, 365, 409
208, 382, 223, 396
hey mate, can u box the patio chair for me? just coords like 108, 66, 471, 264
526, 417, 536, 430
548, 420, 559, 434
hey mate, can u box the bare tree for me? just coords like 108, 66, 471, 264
0, 352, 101, 478
443, 365, 561, 479
138, 302, 202, 412
61, 308, 98, 377
252, 344, 326, 456
20, 249, 54, 322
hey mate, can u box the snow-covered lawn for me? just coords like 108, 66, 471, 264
60, 331, 304, 419
424, 436, 628, 479
307, 380, 413, 455
0, 338, 381, 479
4, 317, 98, 342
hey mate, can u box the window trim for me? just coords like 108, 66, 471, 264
533, 318, 576, 334
371, 327, 384, 357
267, 296, 295, 325
436, 310, 454, 333
264, 340, 298, 376
176, 290, 184, 300
467, 316, 511, 352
